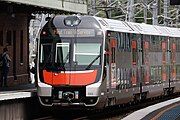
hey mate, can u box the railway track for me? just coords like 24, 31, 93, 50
34, 94, 180, 120
33, 116, 54, 120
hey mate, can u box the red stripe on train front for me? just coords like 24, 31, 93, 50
43, 70, 98, 86
43, 70, 53, 84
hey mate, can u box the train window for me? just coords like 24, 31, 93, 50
132, 40, 137, 65
150, 36, 161, 52
178, 38, 180, 51
0, 31, 3, 46
150, 66, 155, 83
110, 38, 116, 63
171, 42, 176, 63
117, 33, 131, 52
176, 38, 180, 51
158, 66, 162, 83
150, 66, 162, 84
177, 65, 180, 81
143, 35, 150, 41
6, 30, 11, 46
74, 43, 101, 65
175, 38, 178, 51
40, 44, 52, 63
151, 36, 156, 44
160, 36, 167, 42
179, 39, 180, 51
126, 34, 131, 51
118, 68, 131, 89
56, 43, 69, 64
117, 33, 123, 51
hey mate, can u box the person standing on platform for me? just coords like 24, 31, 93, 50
0, 48, 11, 87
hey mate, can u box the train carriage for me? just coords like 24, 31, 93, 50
36, 15, 180, 108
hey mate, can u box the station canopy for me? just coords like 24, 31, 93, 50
0, 0, 87, 14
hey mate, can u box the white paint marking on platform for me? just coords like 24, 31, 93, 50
0, 92, 32, 101
122, 97, 180, 120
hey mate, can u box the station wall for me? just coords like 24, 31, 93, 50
0, 13, 29, 86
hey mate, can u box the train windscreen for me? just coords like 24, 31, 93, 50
39, 16, 103, 71
74, 43, 101, 65
40, 44, 52, 63
56, 43, 70, 64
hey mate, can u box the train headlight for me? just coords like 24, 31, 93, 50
64, 20, 71, 26
45, 99, 49, 103
64, 16, 81, 27
42, 31, 46, 35
58, 91, 63, 99
73, 20, 80, 26
75, 91, 79, 99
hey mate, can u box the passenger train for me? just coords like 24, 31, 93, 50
36, 15, 180, 108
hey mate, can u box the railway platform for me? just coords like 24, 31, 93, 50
123, 97, 180, 120
0, 84, 44, 120
144, 102, 180, 120
0, 83, 36, 101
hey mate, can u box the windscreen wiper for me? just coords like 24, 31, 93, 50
85, 54, 100, 70
63, 53, 69, 63
56, 53, 69, 72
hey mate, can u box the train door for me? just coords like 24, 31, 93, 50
110, 38, 117, 89
163, 37, 176, 87
170, 38, 176, 81
131, 40, 138, 86
162, 40, 167, 82
131, 34, 142, 87
105, 34, 117, 91
143, 37, 150, 85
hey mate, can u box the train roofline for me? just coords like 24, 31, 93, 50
93, 16, 180, 37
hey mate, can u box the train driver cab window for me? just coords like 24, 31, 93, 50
55, 43, 69, 64
40, 44, 52, 63
74, 43, 101, 65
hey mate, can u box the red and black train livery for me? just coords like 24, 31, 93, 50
36, 15, 180, 108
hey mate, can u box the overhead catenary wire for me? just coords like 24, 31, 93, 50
88, 0, 180, 27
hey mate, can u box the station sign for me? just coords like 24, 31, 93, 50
57, 29, 95, 37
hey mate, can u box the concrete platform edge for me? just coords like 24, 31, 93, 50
122, 97, 180, 120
